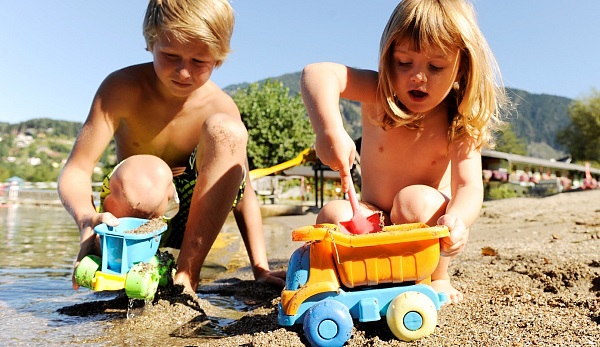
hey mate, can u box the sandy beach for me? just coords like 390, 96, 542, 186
59, 190, 600, 346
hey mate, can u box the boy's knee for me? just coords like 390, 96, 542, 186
105, 155, 173, 218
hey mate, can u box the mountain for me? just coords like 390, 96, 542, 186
505, 89, 572, 158
225, 71, 574, 159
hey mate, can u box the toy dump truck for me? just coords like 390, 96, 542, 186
278, 222, 449, 347
74, 217, 172, 300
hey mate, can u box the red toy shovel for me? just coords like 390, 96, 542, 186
339, 183, 382, 234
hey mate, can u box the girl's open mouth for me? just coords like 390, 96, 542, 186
409, 90, 428, 102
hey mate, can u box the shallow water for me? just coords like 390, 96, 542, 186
0, 204, 293, 346
0, 205, 103, 346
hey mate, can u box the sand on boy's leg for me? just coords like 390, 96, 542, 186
431, 255, 463, 304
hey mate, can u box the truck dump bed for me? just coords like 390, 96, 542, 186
292, 223, 449, 288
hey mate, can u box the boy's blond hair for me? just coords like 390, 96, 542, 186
143, 0, 234, 67
376, 0, 507, 149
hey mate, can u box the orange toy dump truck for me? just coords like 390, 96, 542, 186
278, 222, 449, 347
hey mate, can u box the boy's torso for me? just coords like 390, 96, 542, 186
109, 63, 237, 170
359, 103, 452, 213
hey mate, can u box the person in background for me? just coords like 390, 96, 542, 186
301, 0, 508, 304
58, 0, 285, 293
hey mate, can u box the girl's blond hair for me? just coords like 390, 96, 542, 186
377, 0, 507, 149
143, 0, 234, 67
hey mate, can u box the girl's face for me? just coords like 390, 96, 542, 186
151, 31, 216, 98
390, 41, 461, 114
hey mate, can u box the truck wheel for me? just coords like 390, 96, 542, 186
74, 255, 101, 289
303, 300, 353, 347
125, 262, 160, 300
386, 291, 437, 341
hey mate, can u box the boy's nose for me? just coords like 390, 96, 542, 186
177, 63, 191, 79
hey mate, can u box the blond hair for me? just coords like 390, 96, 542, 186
376, 0, 507, 149
143, 0, 234, 67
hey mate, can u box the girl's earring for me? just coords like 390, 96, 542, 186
453, 81, 460, 90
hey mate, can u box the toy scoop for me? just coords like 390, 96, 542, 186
339, 182, 382, 234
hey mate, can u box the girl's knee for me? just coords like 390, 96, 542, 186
316, 200, 352, 224
391, 185, 447, 225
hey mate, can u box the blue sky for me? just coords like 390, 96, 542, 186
1, 1, 599, 123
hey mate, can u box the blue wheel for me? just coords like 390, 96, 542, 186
303, 300, 353, 347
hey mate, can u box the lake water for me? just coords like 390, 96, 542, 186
0, 205, 102, 346
0, 204, 300, 346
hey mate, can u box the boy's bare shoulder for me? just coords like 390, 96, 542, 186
196, 80, 240, 116
103, 63, 153, 88
96, 63, 153, 99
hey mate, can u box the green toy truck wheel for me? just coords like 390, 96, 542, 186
124, 262, 160, 300
74, 255, 101, 289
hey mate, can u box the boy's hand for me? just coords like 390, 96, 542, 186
71, 212, 119, 289
437, 214, 468, 257
254, 268, 286, 289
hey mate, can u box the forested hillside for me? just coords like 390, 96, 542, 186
506, 89, 572, 158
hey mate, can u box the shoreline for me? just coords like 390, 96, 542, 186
55, 190, 600, 346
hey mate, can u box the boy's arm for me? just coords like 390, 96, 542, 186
438, 141, 484, 256
58, 79, 120, 288
232, 164, 286, 288
301, 62, 378, 191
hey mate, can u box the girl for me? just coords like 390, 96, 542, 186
301, 0, 507, 304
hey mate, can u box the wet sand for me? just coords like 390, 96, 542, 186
59, 190, 600, 346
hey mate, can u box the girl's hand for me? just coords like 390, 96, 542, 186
314, 128, 356, 192
437, 214, 469, 257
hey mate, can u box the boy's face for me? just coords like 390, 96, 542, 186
151, 31, 217, 97
390, 41, 461, 115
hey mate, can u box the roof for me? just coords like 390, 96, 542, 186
6, 176, 25, 183
482, 149, 600, 175
283, 165, 341, 179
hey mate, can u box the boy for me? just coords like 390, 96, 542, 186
58, 0, 285, 293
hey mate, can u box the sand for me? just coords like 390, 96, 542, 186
59, 190, 600, 346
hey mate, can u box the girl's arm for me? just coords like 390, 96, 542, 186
300, 62, 377, 191
438, 140, 484, 256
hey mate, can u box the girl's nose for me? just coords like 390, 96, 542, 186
411, 70, 427, 83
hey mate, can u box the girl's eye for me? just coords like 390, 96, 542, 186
429, 64, 444, 72
398, 61, 411, 68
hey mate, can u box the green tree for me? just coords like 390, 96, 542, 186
557, 90, 600, 162
493, 123, 527, 155
232, 80, 315, 170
